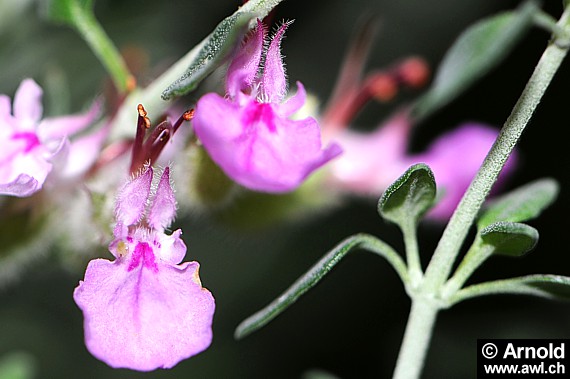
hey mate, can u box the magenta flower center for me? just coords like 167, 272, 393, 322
242, 101, 277, 133
128, 241, 159, 273
11, 132, 41, 153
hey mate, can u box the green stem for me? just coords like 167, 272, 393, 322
70, 3, 133, 94
360, 234, 409, 283
423, 6, 570, 292
403, 223, 422, 285
442, 238, 493, 298
392, 298, 439, 379
235, 233, 407, 339
449, 276, 557, 305
533, 11, 563, 36
394, 8, 570, 378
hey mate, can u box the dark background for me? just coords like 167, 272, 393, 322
1, 0, 569, 378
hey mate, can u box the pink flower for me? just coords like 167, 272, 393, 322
73, 166, 215, 371
320, 21, 517, 220
192, 20, 341, 193
328, 112, 413, 194
0, 79, 101, 197
328, 114, 517, 220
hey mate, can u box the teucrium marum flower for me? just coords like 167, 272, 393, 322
193, 20, 342, 193
0, 79, 101, 197
73, 166, 215, 371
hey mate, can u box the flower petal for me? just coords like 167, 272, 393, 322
0, 94, 12, 123
148, 167, 177, 231
226, 19, 265, 98
115, 166, 153, 226
73, 258, 215, 371
13, 79, 43, 130
0, 143, 52, 196
278, 81, 307, 117
261, 21, 292, 103
328, 113, 413, 194
237, 106, 340, 191
156, 229, 187, 265
59, 121, 109, 179
0, 174, 41, 197
193, 92, 245, 142
37, 100, 100, 141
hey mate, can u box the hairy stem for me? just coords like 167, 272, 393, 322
403, 222, 423, 285
392, 298, 439, 379
393, 6, 570, 379
423, 6, 570, 292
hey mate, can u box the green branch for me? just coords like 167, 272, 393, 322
234, 233, 407, 339
423, 5, 570, 292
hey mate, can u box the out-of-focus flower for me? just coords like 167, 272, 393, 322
328, 114, 517, 220
193, 20, 341, 193
73, 166, 215, 371
0, 79, 101, 197
327, 112, 414, 194
320, 19, 516, 220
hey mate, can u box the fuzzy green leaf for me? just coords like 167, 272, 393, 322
161, 12, 253, 99
413, 1, 537, 120
378, 164, 436, 227
477, 178, 559, 229
161, 0, 285, 100
452, 275, 570, 305
43, 0, 93, 25
480, 221, 538, 257
234, 234, 406, 339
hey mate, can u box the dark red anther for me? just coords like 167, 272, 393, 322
131, 104, 152, 173
129, 106, 193, 175
396, 57, 430, 88
144, 120, 172, 164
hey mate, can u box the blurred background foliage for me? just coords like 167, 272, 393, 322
0, 0, 569, 378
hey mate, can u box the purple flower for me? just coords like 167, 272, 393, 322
193, 20, 342, 193
73, 166, 215, 371
328, 114, 517, 220
0, 79, 101, 197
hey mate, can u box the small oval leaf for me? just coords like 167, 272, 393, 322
480, 221, 538, 257
477, 178, 559, 229
378, 163, 436, 226
413, 1, 537, 120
